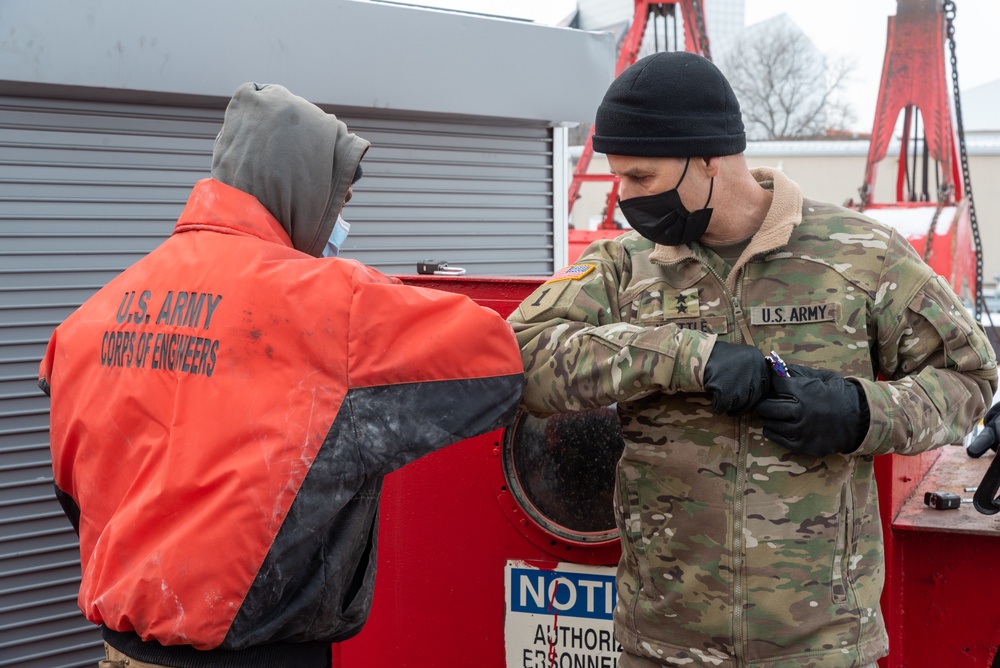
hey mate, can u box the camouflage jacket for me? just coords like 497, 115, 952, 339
507, 167, 997, 668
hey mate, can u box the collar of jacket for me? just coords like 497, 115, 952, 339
649, 166, 803, 292
172, 178, 295, 248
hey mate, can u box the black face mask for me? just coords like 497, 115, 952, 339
617, 158, 714, 246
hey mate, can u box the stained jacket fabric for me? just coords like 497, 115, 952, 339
508, 167, 996, 668
38, 177, 524, 663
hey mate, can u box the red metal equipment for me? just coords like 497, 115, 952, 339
338, 277, 625, 668
567, 0, 710, 262
860, 0, 960, 206
856, 2, 999, 665
854, 0, 982, 310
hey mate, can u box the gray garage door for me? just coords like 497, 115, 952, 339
0, 93, 554, 666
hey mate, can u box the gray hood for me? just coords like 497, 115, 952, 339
211, 83, 370, 257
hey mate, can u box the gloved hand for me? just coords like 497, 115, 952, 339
755, 364, 869, 457
968, 403, 1000, 458
703, 341, 772, 416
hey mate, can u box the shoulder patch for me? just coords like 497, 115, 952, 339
546, 263, 596, 283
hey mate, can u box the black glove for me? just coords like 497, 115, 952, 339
968, 403, 1000, 458
703, 341, 772, 416
755, 364, 869, 457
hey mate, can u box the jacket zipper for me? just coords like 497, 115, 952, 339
701, 262, 750, 664
733, 273, 749, 665
834, 466, 857, 605
657, 253, 759, 664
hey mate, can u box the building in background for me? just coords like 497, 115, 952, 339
703, 0, 745, 51
575, 0, 746, 55
575, 0, 633, 35
963, 79, 1000, 133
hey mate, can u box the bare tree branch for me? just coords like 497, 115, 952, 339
720, 20, 857, 140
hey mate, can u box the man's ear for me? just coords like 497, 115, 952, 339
702, 156, 722, 178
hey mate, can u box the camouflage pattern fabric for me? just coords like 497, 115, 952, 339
507, 168, 997, 668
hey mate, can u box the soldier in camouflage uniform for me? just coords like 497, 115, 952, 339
508, 52, 997, 668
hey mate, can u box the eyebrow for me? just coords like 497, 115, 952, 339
616, 167, 655, 178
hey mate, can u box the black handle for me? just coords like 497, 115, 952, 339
973, 452, 1000, 515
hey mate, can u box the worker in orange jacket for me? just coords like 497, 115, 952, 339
39, 83, 525, 667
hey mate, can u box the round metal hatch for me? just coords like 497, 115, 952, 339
500, 407, 624, 545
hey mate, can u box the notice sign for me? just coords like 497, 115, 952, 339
504, 560, 622, 668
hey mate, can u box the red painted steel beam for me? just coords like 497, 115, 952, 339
862, 0, 959, 205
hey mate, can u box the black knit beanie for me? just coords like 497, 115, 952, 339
593, 51, 746, 158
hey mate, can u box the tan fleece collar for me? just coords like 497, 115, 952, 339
649, 167, 803, 292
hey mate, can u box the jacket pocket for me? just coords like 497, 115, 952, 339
618, 467, 684, 607
832, 483, 855, 605
617, 462, 734, 650
622, 477, 654, 588
626, 288, 730, 335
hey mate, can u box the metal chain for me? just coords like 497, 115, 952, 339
857, 183, 871, 214
943, 0, 987, 321
923, 185, 950, 262
689, 0, 712, 61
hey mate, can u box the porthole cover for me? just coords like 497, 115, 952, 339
501, 407, 624, 543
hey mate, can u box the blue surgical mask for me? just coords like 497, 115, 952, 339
322, 215, 351, 258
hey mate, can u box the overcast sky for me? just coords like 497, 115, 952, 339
383, 0, 997, 132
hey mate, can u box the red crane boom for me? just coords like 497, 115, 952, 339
567, 0, 711, 236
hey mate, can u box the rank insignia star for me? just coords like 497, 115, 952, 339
668, 288, 700, 317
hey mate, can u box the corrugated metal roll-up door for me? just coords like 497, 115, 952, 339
0, 94, 555, 666
345, 116, 555, 275
0, 95, 219, 667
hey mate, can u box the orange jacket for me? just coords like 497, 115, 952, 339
39, 179, 523, 661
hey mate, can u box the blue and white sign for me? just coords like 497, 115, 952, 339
504, 560, 622, 668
